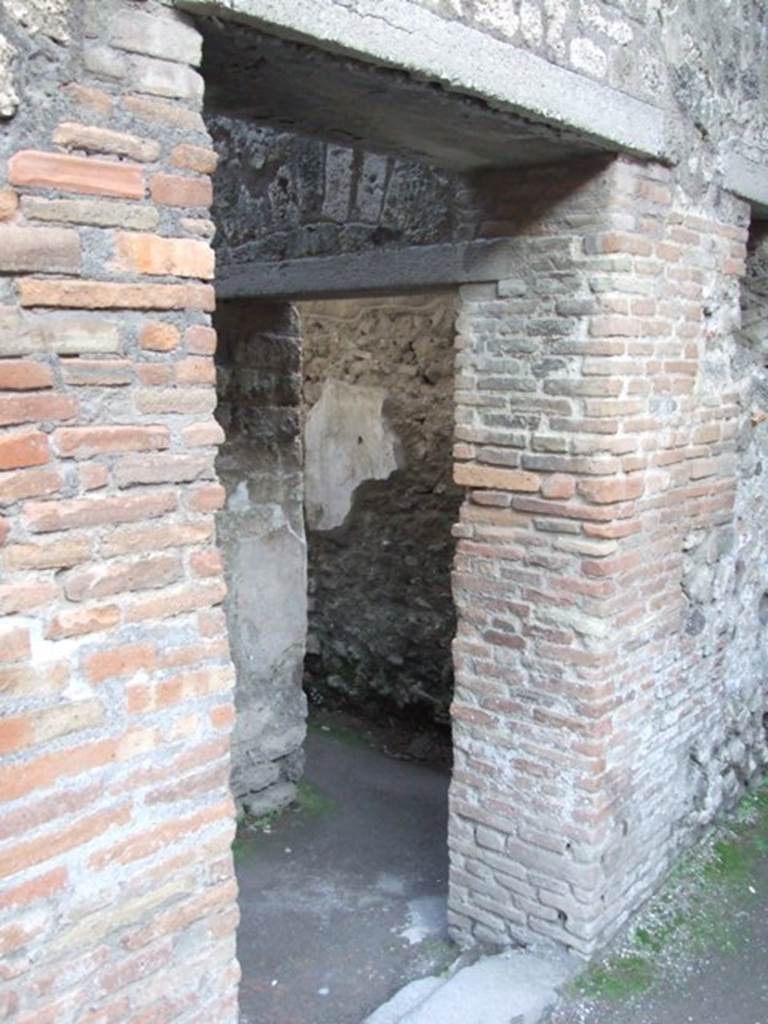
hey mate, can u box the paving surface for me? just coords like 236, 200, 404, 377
235, 727, 455, 1024
365, 950, 576, 1024
548, 780, 768, 1024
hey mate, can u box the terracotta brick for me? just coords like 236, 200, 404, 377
115, 232, 214, 279
541, 474, 576, 500
101, 520, 213, 557
0, 393, 77, 426
125, 580, 227, 623
158, 638, 228, 670
0, 188, 19, 221
123, 94, 206, 132
53, 122, 161, 163
46, 604, 121, 640
0, 867, 68, 912
578, 476, 645, 504
0, 467, 62, 506
191, 548, 222, 577
54, 425, 170, 458
61, 359, 133, 387
63, 82, 113, 114
0, 360, 54, 390
186, 482, 225, 512
0, 804, 132, 883
114, 453, 212, 487
454, 463, 541, 492
170, 144, 218, 174
79, 463, 110, 490
90, 800, 229, 870
84, 642, 157, 684
150, 173, 212, 209
182, 420, 225, 447
174, 356, 215, 384
0, 626, 31, 665
0, 660, 69, 697
0, 579, 58, 614
65, 553, 182, 601
20, 279, 215, 312
0, 430, 51, 470
185, 324, 216, 355
9, 151, 144, 199
137, 363, 173, 386
127, 667, 233, 714
209, 704, 235, 731
23, 491, 176, 532
197, 608, 227, 638
5, 537, 91, 570
139, 322, 180, 352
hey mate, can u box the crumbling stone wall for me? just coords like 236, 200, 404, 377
300, 293, 461, 725
383, 0, 768, 167
214, 301, 307, 816
207, 114, 476, 277
2, 0, 767, 1018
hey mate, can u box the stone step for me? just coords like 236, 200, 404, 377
363, 951, 577, 1024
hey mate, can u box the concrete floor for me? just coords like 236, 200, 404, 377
235, 727, 456, 1024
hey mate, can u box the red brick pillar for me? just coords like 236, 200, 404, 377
0, 2, 240, 1020
447, 156, 751, 955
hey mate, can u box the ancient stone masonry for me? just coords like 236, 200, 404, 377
447, 157, 765, 953
0, 1, 240, 1021
207, 115, 477, 274
300, 293, 461, 727
1, 0, 768, 1020
214, 300, 307, 816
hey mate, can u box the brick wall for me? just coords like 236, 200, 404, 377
1, 0, 766, 1017
448, 155, 764, 954
0, 1, 240, 1020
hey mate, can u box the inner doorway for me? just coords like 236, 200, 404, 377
213, 286, 461, 1021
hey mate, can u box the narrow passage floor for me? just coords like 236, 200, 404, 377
235, 722, 454, 1024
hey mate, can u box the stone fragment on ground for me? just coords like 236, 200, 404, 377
363, 950, 578, 1024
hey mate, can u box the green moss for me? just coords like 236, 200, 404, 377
295, 779, 336, 816
573, 955, 654, 1000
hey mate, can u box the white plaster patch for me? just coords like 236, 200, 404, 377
304, 378, 401, 531
0, 33, 19, 118
5, 0, 71, 42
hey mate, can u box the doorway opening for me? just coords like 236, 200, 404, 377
196, 7, 612, 1016
300, 293, 461, 765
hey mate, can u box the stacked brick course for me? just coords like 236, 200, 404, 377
0, 2, 240, 1020
1, 0, 766, 1018
448, 156, 763, 953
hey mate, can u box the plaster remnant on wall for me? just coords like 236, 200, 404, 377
0, 33, 19, 118
5, 0, 71, 42
304, 378, 400, 531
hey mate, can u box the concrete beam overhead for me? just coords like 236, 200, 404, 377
176, 0, 671, 161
